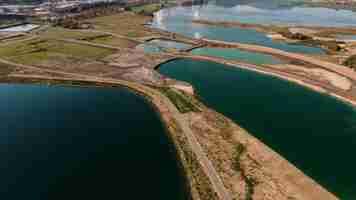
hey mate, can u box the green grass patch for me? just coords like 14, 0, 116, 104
86, 12, 152, 38
129, 4, 162, 15
126, 31, 140, 38
40, 27, 103, 40
159, 87, 200, 113
233, 143, 246, 172
0, 38, 114, 65
0, 34, 28, 43
0, 63, 14, 76
343, 55, 356, 69
88, 35, 138, 48
232, 143, 257, 200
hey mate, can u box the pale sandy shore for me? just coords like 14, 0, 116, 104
176, 54, 356, 107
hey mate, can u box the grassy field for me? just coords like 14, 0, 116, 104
0, 10, 156, 71
36, 26, 139, 48
84, 35, 138, 48
159, 87, 200, 113
0, 38, 115, 65
0, 33, 29, 43
39, 27, 103, 40
87, 12, 154, 38
129, 4, 162, 15
0, 63, 14, 76
343, 55, 356, 69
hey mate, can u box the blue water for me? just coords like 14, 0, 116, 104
191, 47, 285, 64
137, 39, 192, 53
158, 58, 356, 199
148, 39, 192, 50
0, 84, 188, 200
189, 3, 356, 27
136, 43, 163, 53
152, 5, 325, 54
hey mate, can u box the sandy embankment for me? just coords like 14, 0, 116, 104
270, 64, 352, 90
178, 54, 356, 107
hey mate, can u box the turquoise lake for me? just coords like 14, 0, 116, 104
136, 39, 192, 53
191, 47, 285, 65
152, 0, 356, 54
152, 1, 326, 54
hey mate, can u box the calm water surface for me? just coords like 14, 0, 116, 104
136, 39, 192, 53
0, 84, 187, 200
158, 59, 356, 199
152, 0, 327, 54
190, 0, 356, 26
192, 47, 284, 65
148, 39, 192, 50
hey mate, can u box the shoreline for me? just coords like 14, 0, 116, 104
0, 7, 350, 199
201, 39, 356, 81
0, 74, 338, 200
144, 11, 356, 106
191, 19, 356, 55
166, 55, 356, 107
0, 74, 226, 200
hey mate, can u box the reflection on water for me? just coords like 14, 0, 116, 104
152, 6, 325, 54
168, 0, 356, 26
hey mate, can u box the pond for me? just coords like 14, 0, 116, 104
152, 4, 325, 54
136, 39, 192, 53
191, 47, 285, 65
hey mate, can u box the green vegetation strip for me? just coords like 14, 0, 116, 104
168, 118, 218, 200
0, 21, 25, 29
159, 87, 200, 113
128, 4, 162, 15
343, 55, 356, 69
0, 63, 14, 76
233, 143, 257, 200
41, 27, 105, 40
0, 38, 114, 65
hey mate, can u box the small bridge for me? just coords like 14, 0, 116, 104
181, 41, 207, 52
